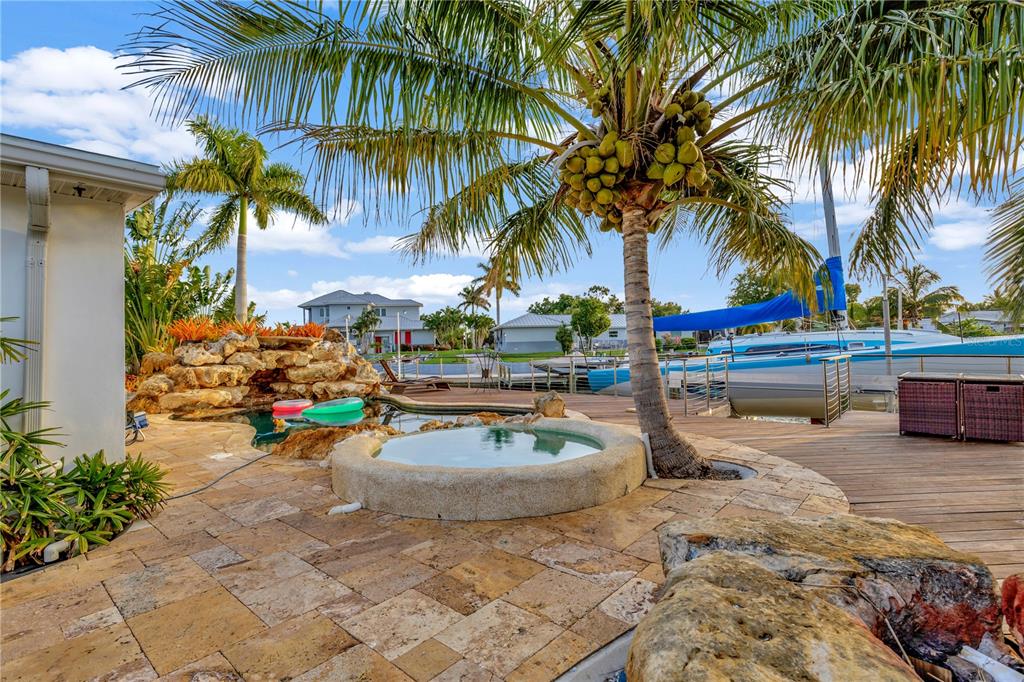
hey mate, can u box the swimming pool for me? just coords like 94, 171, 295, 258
375, 426, 602, 467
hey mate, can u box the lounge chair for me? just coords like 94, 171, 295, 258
379, 359, 451, 395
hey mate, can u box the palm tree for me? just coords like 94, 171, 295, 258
456, 285, 490, 316
892, 264, 963, 328
166, 117, 327, 320
472, 260, 519, 327
125, 1, 1023, 478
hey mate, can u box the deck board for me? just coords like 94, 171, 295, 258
425, 388, 1024, 576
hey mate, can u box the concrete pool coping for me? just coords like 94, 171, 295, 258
331, 417, 647, 520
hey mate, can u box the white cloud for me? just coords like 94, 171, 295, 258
0, 46, 197, 163
230, 200, 389, 259
347, 235, 401, 254
287, 270, 299, 278
928, 199, 993, 251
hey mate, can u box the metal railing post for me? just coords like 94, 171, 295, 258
724, 356, 730, 404
570, 358, 576, 394
682, 358, 688, 415
822, 360, 830, 427
612, 358, 619, 397
547, 365, 551, 391
705, 357, 711, 414
663, 356, 670, 399
530, 361, 535, 392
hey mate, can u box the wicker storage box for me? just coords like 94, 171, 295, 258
898, 375, 959, 437
961, 379, 1024, 442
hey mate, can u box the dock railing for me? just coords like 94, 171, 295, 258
820, 354, 853, 426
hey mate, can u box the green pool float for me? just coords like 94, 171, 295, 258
301, 397, 365, 424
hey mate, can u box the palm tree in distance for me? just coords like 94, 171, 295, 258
125, 1, 1023, 478
166, 116, 327, 320
472, 260, 520, 328
892, 264, 963, 329
456, 285, 490, 316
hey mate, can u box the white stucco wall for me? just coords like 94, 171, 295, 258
1, 186, 127, 464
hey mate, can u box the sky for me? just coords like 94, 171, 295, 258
0, 1, 1003, 324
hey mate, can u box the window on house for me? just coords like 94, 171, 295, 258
319, 307, 327, 317
376, 308, 387, 317
608, 330, 619, 338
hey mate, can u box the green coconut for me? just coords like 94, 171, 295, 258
664, 102, 683, 119
604, 157, 619, 173
654, 143, 676, 164
593, 202, 608, 217
580, 146, 596, 158
599, 219, 614, 232
565, 156, 585, 173
663, 162, 686, 186
580, 189, 594, 203
563, 194, 579, 207
607, 211, 622, 224
646, 162, 665, 180
585, 156, 604, 174
695, 118, 712, 136
700, 180, 715, 193
676, 141, 700, 165
586, 177, 603, 193
614, 140, 634, 168
686, 165, 708, 187
596, 188, 614, 205
600, 173, 617, 187
693, 101, 712, 120
569, 174, 585, 191
681, 90, 699, 108
598, 131, 618, 157
676, 126, 697, 144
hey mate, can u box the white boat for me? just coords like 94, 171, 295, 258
587, 329, 1024, 418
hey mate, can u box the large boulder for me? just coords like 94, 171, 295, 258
256, 336, 319, 350
533, 391, 566, 418
270, 382, 312, 398
192, 365, 249, 388
216, 332, 259, 357
134, 374, 174, 398
1004, 574, 1024, 650
285, 361, 343, 384
310, 380, 377, 399
658, 515, 1002, 665
627, 553, 919, 681
260, 350, 311, 369
158, 387, 249, 412
139, 352, 176, 377
173, 343, 224, 367
225, 352, 265, 371
164, 365, 200, 390
274, 423, 399, 460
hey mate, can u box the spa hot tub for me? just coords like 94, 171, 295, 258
330, 418, 647, 520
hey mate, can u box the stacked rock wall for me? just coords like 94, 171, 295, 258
129, 333, 381, 416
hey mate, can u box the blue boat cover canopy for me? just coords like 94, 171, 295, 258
653, 257, 846, 332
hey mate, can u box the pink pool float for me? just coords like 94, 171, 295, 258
272, 399, 313, 419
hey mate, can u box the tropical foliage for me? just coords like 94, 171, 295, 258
472, 259, 520, 326
891, 264, 963, 328
350, 305, 382, 351
165, 117, 327, 320
571, 298, 612, 351
124, 199, 236, 368
422, 307, 470, 348
124, 0, 1024, 478
555, 323, 574, 354
456, 285, 490, 315
0, 324, 168, 571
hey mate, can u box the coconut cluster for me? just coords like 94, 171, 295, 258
559, 131, 634, 231
645, 90, 714, 194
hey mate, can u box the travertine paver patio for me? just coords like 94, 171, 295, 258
1, 415, 847, 681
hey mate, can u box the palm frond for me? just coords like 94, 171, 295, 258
122, 0, 570, 136
165, 158, 239, 196
486, 195, 593, 283
399, 156, 553, 262
664, 140, 822, 301
269, 123, 509, 211
986, 176, 1024, 322
204, 199, 239, 250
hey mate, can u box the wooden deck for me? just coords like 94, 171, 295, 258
429, 388, 1024, 579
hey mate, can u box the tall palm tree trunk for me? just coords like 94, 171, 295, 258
622, 207, 713, 479
235, 197, 248, 320
495, 290, 501, 326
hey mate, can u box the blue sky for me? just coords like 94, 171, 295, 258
0, 1, 1002, 323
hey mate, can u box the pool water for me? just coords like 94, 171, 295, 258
244, 407, 464, 451
376, 426, 602, 467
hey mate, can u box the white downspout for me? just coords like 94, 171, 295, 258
23, 166, 50, 432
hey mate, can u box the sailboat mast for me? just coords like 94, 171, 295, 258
817, 155, 849, 330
